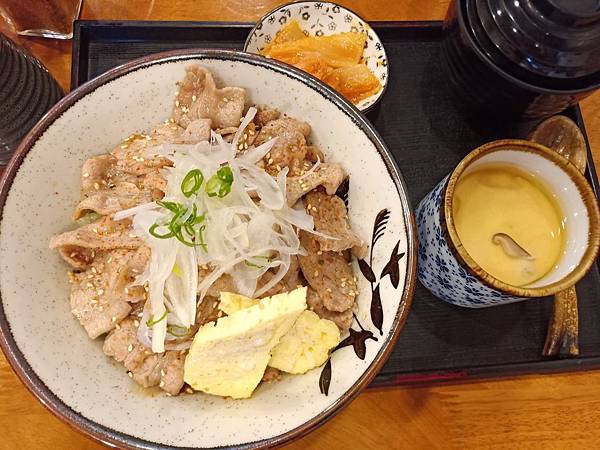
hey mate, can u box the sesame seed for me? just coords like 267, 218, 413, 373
125, 287, 129, 294
159, 381, 165, 388
120, 144, 129, 149
312, 206, 317, 211
127, 371, 133, 378
314, 270, 319, 277
97, 289, 104, 295
317, 251, 322, 255
326, 288, 332, 293
185, 386, 194, 394
128, 344, 133, 352
87, 274, 94, 279
243, 133, 247, 140
107, 257, 113, 263
98, 306, 104, 311
129, 233, 137, 238
201, 264, 209, 270
238, 143, 244, 150
83, 173, 89, 178
92, 228, 98, 234
93, 182, 100, 190
192, 95, 197, 101
91, 267, 97, 274
249, 129, 255, 135
217, 311, 223, 317
137, 312, 143, 317
86, 282, 94, 288
144, 285, 149, 292
161, 370, 166, 377
244, 142, 248, 149
268, 158, 274, 165
111, 316, 117, 323
175, 100, 180, 107
115, 323, 121, 330
69, 252, 77, 258
341, 282, 346, 288
134, 320, 140, 327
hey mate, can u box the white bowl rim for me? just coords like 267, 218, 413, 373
0, 48, 416, 450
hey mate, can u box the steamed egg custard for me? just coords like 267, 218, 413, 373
452, 163, 565, 286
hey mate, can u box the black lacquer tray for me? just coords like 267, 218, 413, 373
72, 20, 600, 386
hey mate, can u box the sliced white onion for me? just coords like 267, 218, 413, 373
113, 202, 157, 221
127, 107, 319, 352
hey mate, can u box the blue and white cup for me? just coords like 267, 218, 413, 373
416, 139, 600, 308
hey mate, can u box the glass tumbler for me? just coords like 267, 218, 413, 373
0, 0, 82, 39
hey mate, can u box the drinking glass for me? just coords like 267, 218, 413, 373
0, 0, 83, 39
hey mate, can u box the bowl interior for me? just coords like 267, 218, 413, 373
244, 1, 388, 112
0, 52, 412, 449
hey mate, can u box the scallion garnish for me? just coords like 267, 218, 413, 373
181, 169, 204, 198
149, 223, 175, 239
243, 256, 272, 268
167, 324, 190, 337
146, 310, 168, 327
150, 200, 207, 250
206, 166, 234, 198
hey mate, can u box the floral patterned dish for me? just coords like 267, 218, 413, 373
244, 1, 388, 112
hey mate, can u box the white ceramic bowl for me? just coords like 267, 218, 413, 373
0, 49, 415, 449
244, 1, 388, 112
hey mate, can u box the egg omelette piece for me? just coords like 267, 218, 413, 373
269, 310, 340, 374
184, 287, 307, 399
220, 291, 341, 375
219, 291, 259, 315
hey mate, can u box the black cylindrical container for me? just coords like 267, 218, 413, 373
441, 0, 600, 119
0, 33, 64, 164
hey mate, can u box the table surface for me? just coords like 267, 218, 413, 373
1, 1, 600, 449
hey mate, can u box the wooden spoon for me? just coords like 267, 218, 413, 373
529, 115, 588, 357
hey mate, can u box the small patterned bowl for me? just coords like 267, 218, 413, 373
244, 1, 388, 112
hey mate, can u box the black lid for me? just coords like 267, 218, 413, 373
465, 0, 600, 81
542, 0, 600, 26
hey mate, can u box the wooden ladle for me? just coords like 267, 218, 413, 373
529, 115, 588, 357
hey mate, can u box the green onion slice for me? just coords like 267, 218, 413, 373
167, 324, 190, 337
206, 165, 234, 198
156, 200, 183, 214
146, 310, 168, 327
181, 169, 204, 198
149, 223, 175, 239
